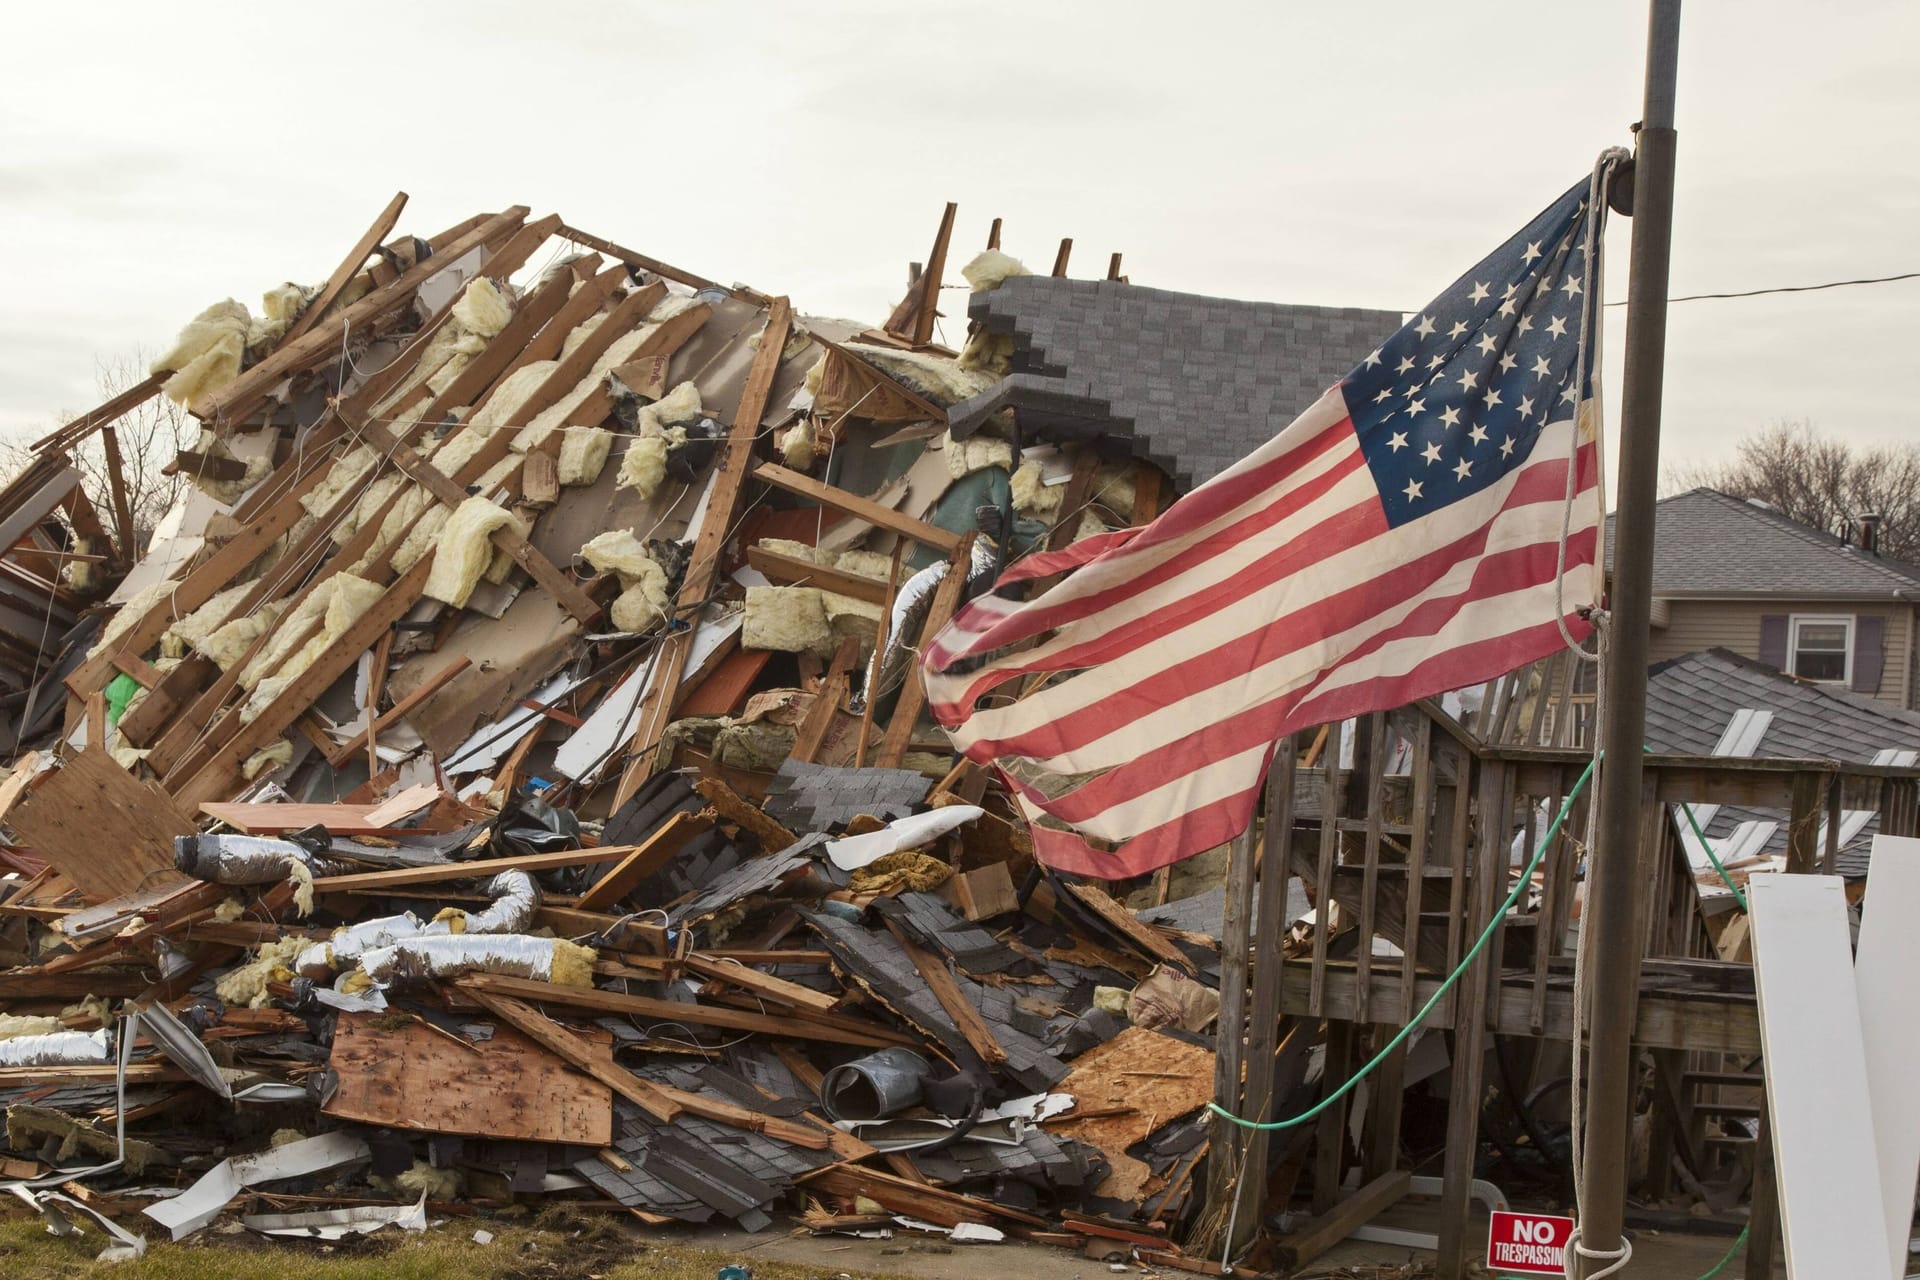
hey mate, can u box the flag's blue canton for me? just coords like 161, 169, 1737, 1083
1344, 180, 1601, 530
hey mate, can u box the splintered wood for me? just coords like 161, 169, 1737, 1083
324, 1011, 613, 1146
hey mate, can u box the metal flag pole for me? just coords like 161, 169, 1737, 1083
1577, 1, 1681, 1276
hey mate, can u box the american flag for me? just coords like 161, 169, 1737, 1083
922, 177, 1608, 878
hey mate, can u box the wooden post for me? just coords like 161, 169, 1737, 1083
1435, 758, 1501, 1280
98, 426, 137, 565
1225, 740, 1298, 1255
1311, 1021, 1355, 1215
912, 202, 957, 347
1051, 238, 1073, 277
1201, 816, 1260, 1244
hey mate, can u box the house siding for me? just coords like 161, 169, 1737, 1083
1651, 599, 1916, 710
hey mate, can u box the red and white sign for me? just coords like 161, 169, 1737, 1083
1486, 1211, 1575, 1276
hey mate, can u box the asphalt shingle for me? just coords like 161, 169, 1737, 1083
947, 277, 1401, 489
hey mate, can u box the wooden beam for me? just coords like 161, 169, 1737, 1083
1051, 238, 1073, 277
1272, 1171, 1411, 1272
30, 372, 165, 455
338, 414, 600, 624
194, 206, 529, 423
325, 656, 471, 767
789, 635, 859, 765
854, 546, 904, 769
459, 973, 915, 1050
315, 844, 645, 893
681, 953, 839, 1015
170, 556, 435, 810
67, 449, 331, 699
281, 193, 410, 346
911, 202, 958, 347
753, 464, 961, 555
744, 545, 887, 604
881, 918, 1007, 1067
876, 533, 974, 767
611, 298, 794, 807
555, 223, 735, 298
572, 811, 707, 912
97, 427, 136, 565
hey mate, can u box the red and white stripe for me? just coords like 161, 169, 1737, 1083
922, 387, 1602, 878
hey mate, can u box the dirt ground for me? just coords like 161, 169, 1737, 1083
1, 1205, 1770, 1279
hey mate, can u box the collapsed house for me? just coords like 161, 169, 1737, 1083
1, 196, 1914, 1279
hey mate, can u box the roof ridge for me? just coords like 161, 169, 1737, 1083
1678, 488, 1920, 590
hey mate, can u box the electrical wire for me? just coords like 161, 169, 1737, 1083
1602, 270, 1920, 306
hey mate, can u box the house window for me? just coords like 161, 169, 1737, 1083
1789, 615, 1853, 683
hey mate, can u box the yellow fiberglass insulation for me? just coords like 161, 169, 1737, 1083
578, 529, 654, 582
451, 277, 512, 337
743, 586, 835, 657
557, 426, 613, 486
615, 435, 670, 498
823, 591, 883, 655
246, 283, 313, 352
111, 746, 151, 772
243, 739, 294, 781
1071, 510, 1109, 544
1093, 461, 1139, 522
201, 598, 289, 671
558, 310, 613, 362
466, 361, 558, 436
151, 300, 250, 406
300, 445, 379, 519
90, 580, 174, 661
958, 330, 1016, 376
483, 544, 515, 587
430, 424, 493, 478
393, 504, 450, 573
833, 549, 893, 581
961, 249, 1034, 293
333, 472, 407, 546
757, 537, 825, 566
512, 325, 662, 453
943, 431, 1014, 479
474, 453, 521, 496
165, 579, 257, 654
0, 1014, 61, 1041
424, 497, 522, 609
778, 423, 817, 470
214, 937, 309, 1010
855, 345, 996, 408
243, 573, 384, 696
650, 380, 704, 428
1011, 460, 1063, 516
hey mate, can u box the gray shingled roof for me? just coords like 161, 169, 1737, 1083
1645, 647, 1920, 875
946, 276, 1402, 489
1604, 488, 1920, 598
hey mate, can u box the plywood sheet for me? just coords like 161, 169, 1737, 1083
8, 748, 191, 900
324, 1011, 612, 1145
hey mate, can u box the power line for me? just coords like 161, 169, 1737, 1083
1603, 270, 1920, 305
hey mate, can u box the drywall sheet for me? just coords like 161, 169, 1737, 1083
1748, 874, 1888, 1278
1855, 836, 1920, 1277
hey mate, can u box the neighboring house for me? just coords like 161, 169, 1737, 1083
1604, 488, 1920, 710
1643, 647, 1920, 898
946, 274, 1400, 489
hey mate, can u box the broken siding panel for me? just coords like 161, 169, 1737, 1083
1651, 598, 1913, 709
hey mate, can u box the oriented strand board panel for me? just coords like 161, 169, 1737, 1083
1046, 1027, 1215, 1154
8, 748, 191, 900
325, 1011, 612, 1145
1747, 875, 1887, 1278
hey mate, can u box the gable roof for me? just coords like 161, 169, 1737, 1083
1645, 647, 1920, 875
946, 275, 1400, 489
1604, 487, 1920, 598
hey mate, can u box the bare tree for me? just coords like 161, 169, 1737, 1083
1665, 420, 1920, 562
0, 352, 195, 558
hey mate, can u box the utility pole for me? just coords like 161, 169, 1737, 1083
1577, 2, 1680, 1276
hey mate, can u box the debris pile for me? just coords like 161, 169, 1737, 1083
0, 198, 1256, 1266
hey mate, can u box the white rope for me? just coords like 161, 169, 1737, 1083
1558, 145, 1630, 1278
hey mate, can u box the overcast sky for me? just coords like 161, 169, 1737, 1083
4, 1, 1915, 498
